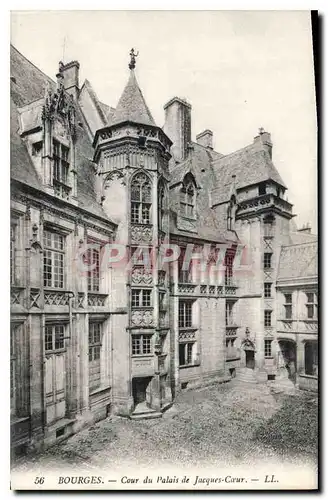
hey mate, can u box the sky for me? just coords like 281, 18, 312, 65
10, 10, 317, 232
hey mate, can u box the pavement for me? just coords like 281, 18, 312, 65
12, 379, 317, 474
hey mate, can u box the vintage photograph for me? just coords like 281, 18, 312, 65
10, 10, 318, 490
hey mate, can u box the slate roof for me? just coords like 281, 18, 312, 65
277, 240, 317, 282
110, 70, 156, 126
288, 230, 317, 245
211, 142, 286, 205
10, 45, 111, 221
169, 142, 239, 243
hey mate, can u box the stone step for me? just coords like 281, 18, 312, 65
130, 411, 163, 420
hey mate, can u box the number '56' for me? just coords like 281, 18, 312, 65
34, 477, 45, 485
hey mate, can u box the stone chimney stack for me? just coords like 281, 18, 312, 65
163, 97, 191, 162
253, 127, 273, 159
196, 129, 213, 149
59, 60, 80, 100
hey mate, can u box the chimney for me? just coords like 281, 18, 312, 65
297, 223, 312, 234
163, 97, 191, 162
254, 127, 273, 159
196, 129, 213, 149
58, 60, 80, 100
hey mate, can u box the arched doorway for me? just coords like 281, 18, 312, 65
278, 339, 297, 382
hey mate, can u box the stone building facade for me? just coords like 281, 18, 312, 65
10, 45, 318, 453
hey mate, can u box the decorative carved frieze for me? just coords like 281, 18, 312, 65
104, 170, 126, 188
209, 285, 216, 295
87, 293, 107, 307
217, 286, 224, 296
42, 81, 76, 139
30, 289, 41, 308
264, 327, 274, 337
226, 327, 238, 337
77, 293, 85, 308
179, 329, 196, 341
200, 285, 207, 294
10, 287, 23, 306
131, 224, 152, 244
303, 320, 317, 332
44, 290, 70, 306
131, 266, 153, 285
225, 286, 237, 296
178, 283, 197, 294
131, 308, 154, 327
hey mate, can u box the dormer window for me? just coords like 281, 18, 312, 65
180, 175, 196, 218
53, 139, 71, 199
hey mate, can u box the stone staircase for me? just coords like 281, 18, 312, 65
236, 367, 258, 384
130, 401, 163, 420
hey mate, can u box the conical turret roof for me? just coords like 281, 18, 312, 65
110, 70, 156, 127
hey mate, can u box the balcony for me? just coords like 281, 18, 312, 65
87, 293, 108, 307
224, 279, 238, 297
177, 283, 197, 295
44, 290, 70, 306
179, 328, 197, 341
237, 193, 293, 219
277, 318, 318, 335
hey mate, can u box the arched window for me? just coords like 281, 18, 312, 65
158, 181, 165, 232
180, 175, 196, 217
131, 173, 152, 224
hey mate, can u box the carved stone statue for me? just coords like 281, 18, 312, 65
129, 48, 139, 70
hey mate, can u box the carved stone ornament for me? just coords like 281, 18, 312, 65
42, 80, 76, 139
241, 327, 256, 351
104, 170, 126, 188
131, 309, 154, 327
131, 266, 153, 285
131, 224, 153, 244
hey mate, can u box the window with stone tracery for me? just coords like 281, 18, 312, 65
130, 172, 152, 224
180, 175, 196, 218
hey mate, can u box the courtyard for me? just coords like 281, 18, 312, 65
13, 379, 318, 474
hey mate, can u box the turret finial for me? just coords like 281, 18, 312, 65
129, 48, 139, 70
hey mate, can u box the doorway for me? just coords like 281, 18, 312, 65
132, 377, 151, 406
245, 350, 255, 369
278, 340, 297, 382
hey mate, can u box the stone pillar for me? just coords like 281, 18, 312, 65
42, 119, 52, 186
29, 314, 45, 450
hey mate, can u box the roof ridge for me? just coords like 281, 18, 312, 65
212, 141, 257, 165
282, 240, 317, 249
